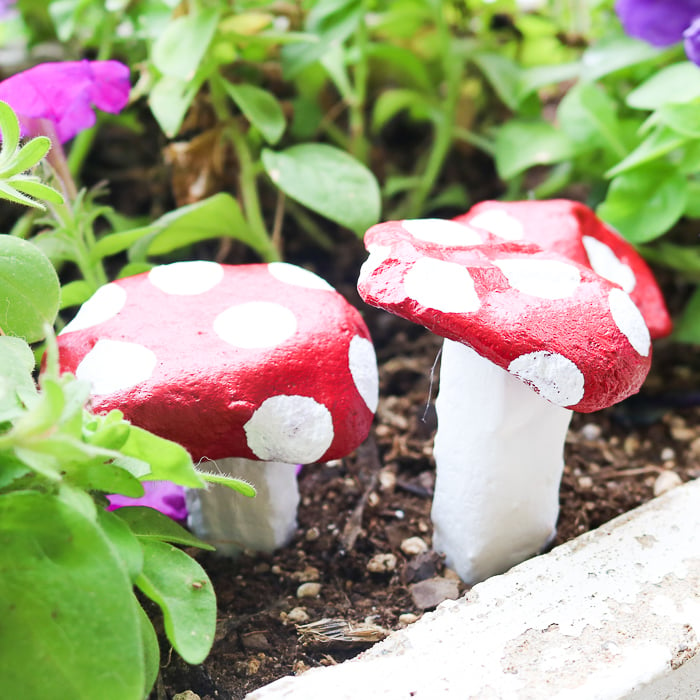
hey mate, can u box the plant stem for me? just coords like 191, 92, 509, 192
403, 6, 462, 218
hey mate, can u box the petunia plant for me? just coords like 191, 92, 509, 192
0, 113, 255, 698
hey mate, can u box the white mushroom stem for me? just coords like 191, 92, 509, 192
432, 339, 573, 584
185, 459, 299, 556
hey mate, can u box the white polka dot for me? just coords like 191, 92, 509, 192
244, 395, 334, 463
582, 236, 636, 293
61, 283, 127, 334
214, 302, 297, 348
268, 262, 334, 291
76, 339, 157, 395
402, 219, 482, 246
494, 258, 581, 299
508, 351, 585, 407
348, 336, 378, 413
358, 245, 391, 284
469, 210, 524, 241
608, 288, 650, 357
403, 258, 480, 314
148, 261, 224, 295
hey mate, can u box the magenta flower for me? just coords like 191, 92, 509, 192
0, 60, 131, 143
615, 0, 700, 65
107, 481, 188, 523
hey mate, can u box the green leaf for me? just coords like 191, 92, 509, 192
597, 166, 687, 244
557, 82, 626, 157
2, 136, 51, 178
116, 505, 215, 550
656, 99, 700, 138
0, 336, 37, 423
0, 235, 60, 342
222, 80, 286, 145
148, 74, 202, 138
262, 143, 381, 235
472, 52, 522, 111
119, 426, 205, 488
0, 179, 47, 209
123, 193, 275, 262
605, 126, 687, 177
97, 507, 144, 581
494, 120, 575, 179
580, 36, 662, 82
59, 280, 93, 309
200, 471, 256, 497
627, 62, 700, 110
0, 101, 20, 167
9, 177, 65, 205
371, 88, 437, 132
673, 286, 700, 343
0, 491, 146, 700
136, 539, 216, 664
67, 462, 146, 498
137, 603, 160, 698
151, 7, 220, 79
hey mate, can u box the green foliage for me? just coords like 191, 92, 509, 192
0, 101, 64, 210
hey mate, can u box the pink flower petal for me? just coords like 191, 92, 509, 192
0, 60, 130, 142
107, 481, 187, 522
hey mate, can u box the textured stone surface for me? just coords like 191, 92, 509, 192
247, 479, 700, 699
57, 261, 378, 463
357, 219, 650, 413
455, 199, 672, 339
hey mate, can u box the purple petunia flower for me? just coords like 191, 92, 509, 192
107, 481, 188, 522
0, 60, 130, 142
615, 0, 700, 65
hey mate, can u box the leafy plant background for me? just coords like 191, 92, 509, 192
2, 0, 700, 698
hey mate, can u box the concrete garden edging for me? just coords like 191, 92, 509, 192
247, 477, 700, 699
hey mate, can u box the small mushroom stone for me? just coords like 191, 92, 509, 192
58, 261, 379, 555
358, 218, 652, 584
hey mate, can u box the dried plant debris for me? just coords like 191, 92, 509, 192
296, 618, 390, 648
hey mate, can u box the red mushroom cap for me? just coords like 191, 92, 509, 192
57, 261, 378, 464
358, 219, 652, 413
455, 199, 672, 339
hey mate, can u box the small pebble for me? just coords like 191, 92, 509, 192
400, 536, 429, 556
291, 565, 321, 582
286, 607, 310, 624
409, 577, 460, 610
580, 423, 602, 441
398, 613, 419, 626
653, 470, 682, 497
378, 467, 397, 492
660, 447, 676, 462
367, 553, 397, 574
173, 692, 201, 700
240, 631, 270, 652
296, 582, 321, 598
368, 491, 381, 507
305, 526, 320, 541
577, 475, 594, 490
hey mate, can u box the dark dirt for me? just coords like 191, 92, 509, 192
150, 247, 700, 700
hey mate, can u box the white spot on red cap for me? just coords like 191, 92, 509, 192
469, 210, 524, 241
214, 302, 297, 349
404, 258, 480, 314
61, 283, 127, 334
582, 236, 636, 293
76, 339, 157, 395
508, 351, 585, 407
608, 288, 650, 357
359, 245, 391, 284
268, 262, 334, 291
148, 261, 224, 295
494, 258, 581, 299
348, 336, 379, 413
402, 219, 482, 246
244, 395, 334, 463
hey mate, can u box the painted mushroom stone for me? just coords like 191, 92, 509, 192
360, 218, 651, 413
358, 218, 654, 583
57, 261, 377, 465
57, 260, 378, 558
455, 199, 672, 339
